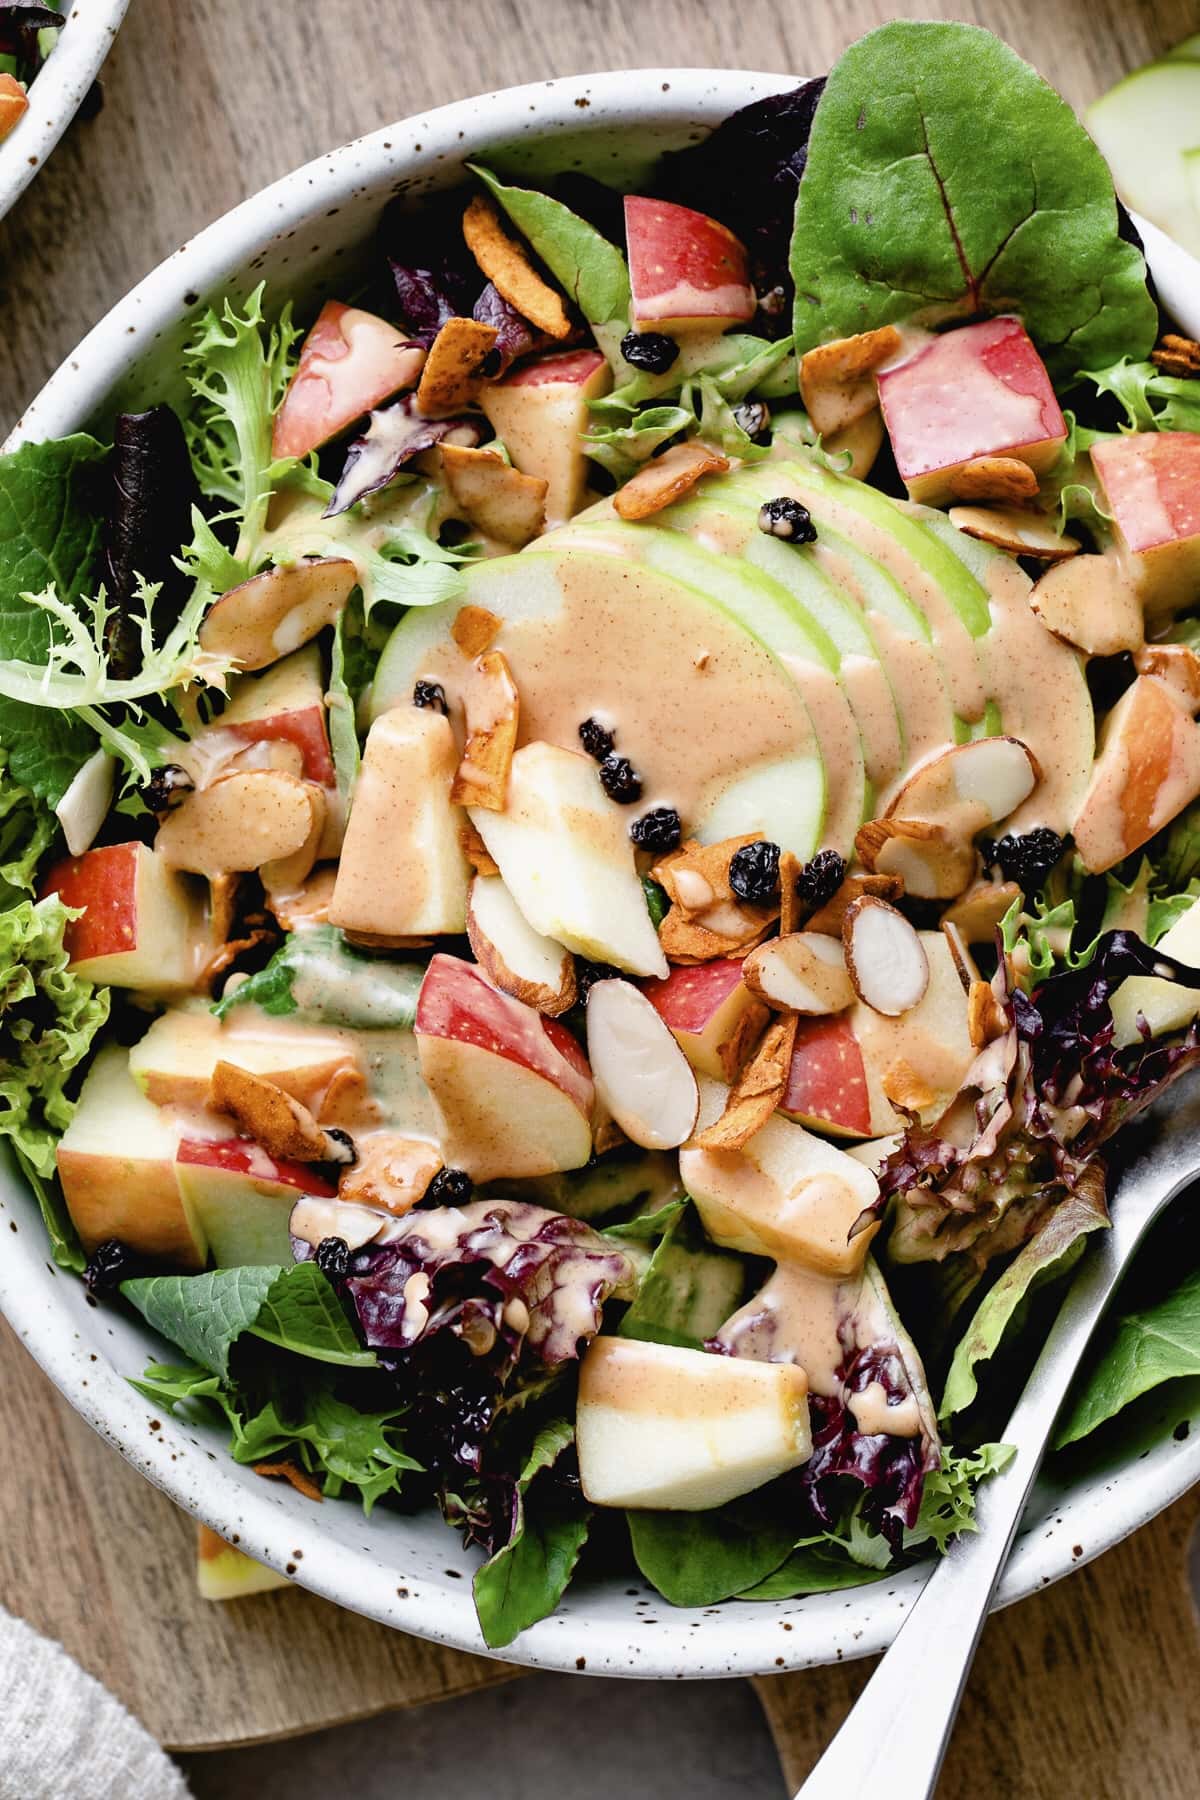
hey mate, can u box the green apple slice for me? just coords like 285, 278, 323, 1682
1086, 59, 1200, 255
1167, 33, 1200, 57
372, 547, 827, 858
1186, 145, 1200, 214
540, 519, 870, 850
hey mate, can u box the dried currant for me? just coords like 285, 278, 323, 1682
84, 1239, 138, 1297
413, 679, 449, 715
576, 959, 622, 999
598, 753, 643, 804
796, 849, 846, 911
578, 716, 615, 761
629, 806, 682, 852
139, 764, 194, 813
315, 1236, 351, 1282
619, 330, 680, 375
758, 496, 817, 544
981, 828, 1065, 893
729, 839, 781, 903
427, 1167, 474, 1207
733, 400, 771, 443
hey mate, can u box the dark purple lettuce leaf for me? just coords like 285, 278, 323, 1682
655, 80, 826, 334
383, 196, 482, 344
324, 395, 485, 516
0, 3, 64, 76
101, 404, 199, 678
471, 281, 556, 376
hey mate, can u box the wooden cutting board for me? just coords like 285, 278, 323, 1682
2, 0, 1199, 1782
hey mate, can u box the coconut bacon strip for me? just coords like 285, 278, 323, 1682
691, 1013, 797, 1152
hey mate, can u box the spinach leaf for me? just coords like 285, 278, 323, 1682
213, 924, 423, 1029
739, 1542, 886, 1599
122, 1262, 375, 1379
473, 1418, 590, 1648
1057, 1265, 1200, 1447
470, 164, 631, 331
790, 21, 1157, 381
603, 1197, 686, 1242
939, 1182, 1110, 1421
618, 1202, 747, 1348
0, 435, 108, 802
629, 1487, 796, 1606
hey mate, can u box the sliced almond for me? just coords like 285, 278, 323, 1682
880, 1058, 937, 1113
208, 871, 242, 944
460, 818, 501, 878
1029, 552, 1144, 656
593, 1111, 630, 1157
941, 879, 1021, 945
800, 326, 900, 438
199, 558, 356, 672
466, 874, 576, 1015
842, 896, 930, 1017
450, 648, 519, 811
338, 1133, 442, 1216
887, 737, 1040, 838
948, 505, 1080, 562
341, 928, 434, 951
441, 444, 547, 547
691, 1013, 797, 1151
586, 978, 700, 1150
317, 1065, 371, 1129
613, 441, 730, 521
804, 872, 903, 937
451, 604, 502, 658
209, 1060, 336, 1162
945, 456, 1040, 504
967, 978, 1009, 1050
415, 317, 498, 416
269, 863, 339, 931
1134, 643, 1200, 713
778, 851, 801, 936
155, 769, 317, 876
261, 783, 327, 897
462, 195, 572, 340
742, 932, 854, 1015
940, 919, 980, 993
856, 816, 977, 901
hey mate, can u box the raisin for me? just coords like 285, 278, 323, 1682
796, 849, 846, 911
599, 753, 643, 804
578, 716, 615, 761
139, 764, 194, 813
729, 839, 781, 903
438, 518, 471, 548
619, 330, 680, 375
427, 1167, 474, 1206
981, 829, 1065, 893
733, 400, 771, 444
576, 959, 622, 998
758, 497, 817, 544
629, 807, 682, 852
413, 679, 449, 715
84, 1239, 138, 1297
323, 1128, 357, 1166
315, 1236, 351, 1282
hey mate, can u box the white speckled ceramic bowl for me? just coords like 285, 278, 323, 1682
0, 0, 128, 221
3, 69, 1200, 1677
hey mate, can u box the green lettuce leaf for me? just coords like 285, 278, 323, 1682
0, 749, 56, 904
1083, 357, 1200, 434
903, 1442, 1016, 1552
470, 164, 632, 335
618, 1202, 747, 1349
472, 1418, 590, 1648
738, 1542, 886, 1599
790, 21, 1157, 380
1057, 1264, 1200, 1447
629, 1485, 796, 1606
213, 924, 423, 1029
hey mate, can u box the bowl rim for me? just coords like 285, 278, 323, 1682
3, 63, 1200, 1679
0, 0, 130, 222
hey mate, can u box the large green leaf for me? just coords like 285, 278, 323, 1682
628, 1489, 796, 1606
1057, 1265, 1200, 1447
122, 1262, 375, 1379
472, 1419, 590, 1648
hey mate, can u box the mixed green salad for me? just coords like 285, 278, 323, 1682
5, 20, 1200, 1648
0, 2, 64, 143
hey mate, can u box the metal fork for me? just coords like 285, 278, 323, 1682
796, 1075, 1200, 1800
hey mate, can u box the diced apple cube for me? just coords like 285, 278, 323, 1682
415, 953, 594, 1181
1110, 892, 1200, 1047
470, 741, 667, 978
876, 317, 1067, 505
641, 956, 768, 1080
272, 301, 426, 460
196, 1525, 290, 1600
220, 644, 335, 786
128, 1007, 358, 1111
480, 348, 611, 527
57, 1046, 207, 1267
176, 1138, 336, 1268
40, 842, 205, 992
1074, 672, 1200, 874
1090, 431, 1200, 612
330, 707, 470, 938
576, 1336, 811, 1510
624, 196, 755, 334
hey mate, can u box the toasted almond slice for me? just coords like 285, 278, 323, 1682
341, 928, 434, 950
657, 902, 776, 965
948, 505, 1080, 562
692, 1013, 797, 1151
1029, 553, 1144, 656
823, 408, 884, 480
209, 1060, 334, 1162
466, 874, 576, 1015
800, 326, 900, 438
450, 648, 519, 811
415, 317, 498, 416
208, 871, 242, 944
967, 978, 1009, 1050
261, 783, 327, 897
586, 979, 700, 1150
462, 195, 572, 340
613, 441, 730, 521
199, 558, 356, 672
856, 816, 977, 900
742, 932, 854, 1015
843, 897, 930, 1017
155, 769, 317, 876
941, 879, 1021, 945
451, 604, 502, 657
460, 818, 501, 877
441, 444, 548, 547
940, 919, 980, 993
886, 737, 1040, 836
945, 456, 1041, 504
652, 835, 761, 918
880, 1058, 937, 1112
804, 872, 903, 937
269, 863, 339, 931
1133, 643, 1200, 712
317, 1065, 371, 1128
778, 851, 801, 936
338, 1133, 443, 1216
593, 1112, 630, 1156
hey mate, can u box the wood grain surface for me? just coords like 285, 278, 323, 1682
0, 0, 1198, 1782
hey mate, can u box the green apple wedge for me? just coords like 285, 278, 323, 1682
1167, 33, 1200, 57
538, 520, 870, 852
371, 547, 828, 859
1086, 57, 1200, 255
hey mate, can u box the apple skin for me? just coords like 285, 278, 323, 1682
1074, 672, 1200, 874
1090, 431, 1200, 611
480, 349, 610, 527
876, 317, 1067, 504
415, 953, 594, 1181
40, 841, 204, 991
641, 957, 767, 1081
624, 196, 755, 333
129, 1007, 358, 1113
0, 74, 28, 145
176, 1137, 336, 1268
272, 301, 426, 460
779, 1012, 879, 1138
221, 646, 335, 786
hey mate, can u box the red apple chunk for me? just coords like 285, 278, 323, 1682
624, 195, 755, 333
272, 300, 426, 460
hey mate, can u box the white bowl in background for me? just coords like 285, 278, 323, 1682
0, 0, 129, 221
3, 68, 1199, 1677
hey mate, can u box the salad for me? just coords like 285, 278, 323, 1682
0, 2, 64, 142
3, 18, 1200, 1650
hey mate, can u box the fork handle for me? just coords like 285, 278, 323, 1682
795, 1235, 1132, 1800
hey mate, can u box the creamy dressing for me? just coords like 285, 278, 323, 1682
849, 1380, 923, 1437
715, 1263, 849, 1397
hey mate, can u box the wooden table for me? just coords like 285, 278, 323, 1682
2, 0, 1199, 1788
